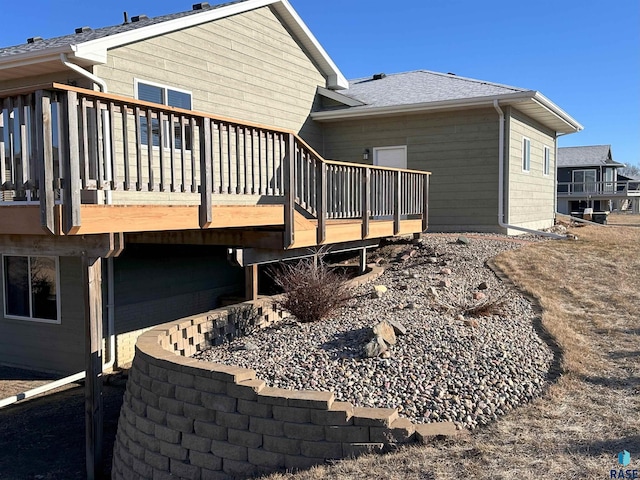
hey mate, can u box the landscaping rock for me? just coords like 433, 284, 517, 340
478, 281, 489, 290
427, 257, 439, 264
387, 319, 407, 335
440, 268, 452, 275
372, 285, 388, 298
473, 292, 486, 300
439, 279, 451, 288
373, 321, 397, 345
364, 335, 388, 358
457, 236, 471, 245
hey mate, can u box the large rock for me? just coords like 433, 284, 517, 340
364, 335, 388, 358
372, 285, 388, 298
373, 321, 397, 345
387, 319, 407, 335
457, 236, 471, 245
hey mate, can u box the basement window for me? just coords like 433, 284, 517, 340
2, 255, 60, 323
135, 79, 193, 150
522, 137, 531, 172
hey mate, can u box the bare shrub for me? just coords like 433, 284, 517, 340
269, 256, 353, 323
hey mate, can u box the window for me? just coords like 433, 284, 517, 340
572, 169, 597, 193
543, 146, 551, 176
522, 137, 531, 172
135, 80, 193, 149
3, 255, 60, 323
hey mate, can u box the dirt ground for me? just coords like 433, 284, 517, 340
0, 367, 126, 480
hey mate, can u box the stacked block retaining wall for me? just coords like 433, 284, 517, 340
112, 266, 457, 479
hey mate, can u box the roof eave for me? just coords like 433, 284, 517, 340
530, 92, 584, 134
0, 45, 77, 71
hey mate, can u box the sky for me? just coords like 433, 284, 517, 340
1, 0, 638, 167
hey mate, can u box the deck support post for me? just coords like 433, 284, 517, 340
393, 170, 401, 235
199, 117, 213, 228
61, 90, 82, 234
283, 133, 295, 248
422, 174, 429, 232
362, 167, 370, 239
35, 90, 55, 234
83, 255, 103, 480
359, 247, 367, 274
244, 264, 258, 301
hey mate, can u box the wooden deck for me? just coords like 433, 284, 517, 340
0, 84, 430, 252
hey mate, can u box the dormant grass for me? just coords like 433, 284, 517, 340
262, 223, 640, 480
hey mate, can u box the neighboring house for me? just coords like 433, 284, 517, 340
0, 0, 582, 376
0, 0, 429, 375
312, 70, 583, 233
557, 145, 640, 214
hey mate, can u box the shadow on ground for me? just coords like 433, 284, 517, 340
0, 373, 125, 480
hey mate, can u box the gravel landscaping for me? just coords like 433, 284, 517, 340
194, 234, 555, 430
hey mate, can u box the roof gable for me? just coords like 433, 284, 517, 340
557, 145, 625, 168
0, 0, 348, 89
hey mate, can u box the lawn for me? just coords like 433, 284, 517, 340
263, 223, 640, 480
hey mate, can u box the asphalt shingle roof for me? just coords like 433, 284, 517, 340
557, 145, 623, 168
335, 70, 528, 109
0, 0, 245, 57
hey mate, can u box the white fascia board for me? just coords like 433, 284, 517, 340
272, 1, 349, 90
532, 92, 584, 133
310, 91, 536, 121
0, 45, 75, 71
316, 86, 365, 107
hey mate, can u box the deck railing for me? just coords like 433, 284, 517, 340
1, 84, 430, 244
557, 181, 640, 196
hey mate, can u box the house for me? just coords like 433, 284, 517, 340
312, 70, 583, 234
557, 145, 640, 214
0, 0, 429, 378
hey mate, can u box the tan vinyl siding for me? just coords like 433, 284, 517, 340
507, 107, 556, 229
321, 108, 502, 232
0, 256, 85, 374
93, 6, 326, 148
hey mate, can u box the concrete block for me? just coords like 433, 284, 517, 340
201, 392, 237, 413
353, 407, 398, 427
262, 435, 301, 455
167, 370, 195, 388
189, 450, 223, 471
155, 424, 181, 444
284, 454, 325, 471
130, 395, 147, 416
248, 417, 284, 437
286, 390, 334, 410
194, 375, 227, 394
148, 363, 169, 382
201, 468, 233, 480
210, 439, 248, 461
147, 405, 167, 425
127, 439, 145, 460
194, 420, 228, 441
216, 411, 249, 430
300, 440, 343, 459
152, 469, 175, 480
170, 458, 201, 480
151, 380, 175, 398
135, 415, 156, 435
175, 385, 202, 405
166, 412, 194, 433
247, 447, 286, 468
272, 405, 311, 423
283, 422, 325, 441
132, 457, 153, 478
159, 396, 184, 416
227, 428, 263, 449
184, 402, 217, 422
226, 379, 266, 401
182, 432, 212, 453
136, 430, 160, 452
127, 381, 142, 399
325, 425, 369, 443
210, 365, 256, 383
140, 387, 160, 408
222, 458, 261, 477
159, 440, 188, 461
137, 372, 153, 391
310, 401, 354, 426
237, 399, 272, 418
256, 386, 291, 406
370, 417, 416, 443
144, 450, 169, 471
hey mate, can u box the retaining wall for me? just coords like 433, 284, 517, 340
112, 267, 458, 479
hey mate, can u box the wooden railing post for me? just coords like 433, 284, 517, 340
61, 90, 82, 234
316, 160, 327, 244
393, 170, 401, 235
422, 174, 429, 232
35, 90, 56, 234
283, 133, 295, 248
362, 167, 370, 238
199, 117, 212, 228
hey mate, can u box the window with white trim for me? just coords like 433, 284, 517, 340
543, 146, 551, 176
135, 80, 193, 150
3, 255, 60, 323
522, 137, 531, 172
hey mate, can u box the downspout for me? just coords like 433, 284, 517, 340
60, 53, 116, 371
493, 100, 564, 239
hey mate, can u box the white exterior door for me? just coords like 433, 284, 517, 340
373, 146, 407, 169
